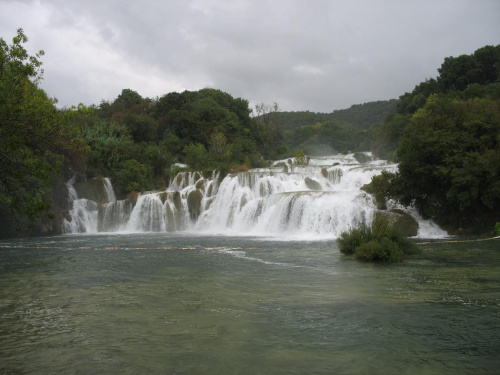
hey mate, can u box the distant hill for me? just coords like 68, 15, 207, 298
277, 99, 398, 131
329, 99, 398, 130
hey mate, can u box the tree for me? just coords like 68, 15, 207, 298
114, 159, 153, 194
393, 95, 500, 233
252, 102, 282, 158
209, 130, 228, 156
120, 113, 157, 143
82, 119, 134, 176
0, 29, 86, 227
114, 88, 145, 110
183, 143, 209, 170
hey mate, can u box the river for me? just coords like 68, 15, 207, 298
1, 233, 498, 374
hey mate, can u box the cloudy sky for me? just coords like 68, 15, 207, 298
1, 0, 499, 112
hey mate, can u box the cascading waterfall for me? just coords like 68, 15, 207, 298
63, 176, 99, 233
103, 177, 116, 202
62, 154, 447, 238
195, 156, 396, 238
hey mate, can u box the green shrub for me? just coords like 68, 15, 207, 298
294, 149, 307, 165
338, 215, 419, 262
495, 222, 500, 236
338, 222, 373, 255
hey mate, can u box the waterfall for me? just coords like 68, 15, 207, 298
104, 178, 116, 202
62, 154, 447, 238
195, 156, 392, 238
62, 176, 99, 233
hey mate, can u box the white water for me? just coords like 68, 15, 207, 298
63, 154, 447, 239
104, 177, 116, 202
63, 176, 99, 233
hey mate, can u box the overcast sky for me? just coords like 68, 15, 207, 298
1, 0, 499, 112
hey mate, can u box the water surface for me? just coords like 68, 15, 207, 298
1, 234, 498, 374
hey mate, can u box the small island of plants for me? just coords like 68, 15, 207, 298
338, 215, 420, 262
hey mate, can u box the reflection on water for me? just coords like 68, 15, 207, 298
0, 234, 499, 374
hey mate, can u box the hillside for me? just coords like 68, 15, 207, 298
276, 99, 398, 132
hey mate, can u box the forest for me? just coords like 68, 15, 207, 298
0, 28, 499, 236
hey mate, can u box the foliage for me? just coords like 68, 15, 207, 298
294, 149, 307, 165
252, 102, 282, 158
86, 87, 262, 194
392, 95, 500, 233
275, 100, 397, 132
120, 113, 157, 143
114, 159, 153, 194
338, 216, 419, 262
495, 222, 500, 236
82, 119, 134, 176
338, 222, 372, 255
183, 143, 209, 171
0, 29, 87, 227
361, 170, 396, 210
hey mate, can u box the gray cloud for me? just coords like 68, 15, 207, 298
1, 0, 499, 112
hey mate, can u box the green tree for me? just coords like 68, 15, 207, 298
393, 95, 500, 233
114, 159, 153, 194
0, 29, 86, 227
82, 119, 134, 176
252, 102, 282, 158
120, 113, 157, 143
183, 143, 209, 170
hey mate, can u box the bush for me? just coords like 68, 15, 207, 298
338, 216, 419, 262
294, 149, 307, 165
114, 159, 153, 194
338, 222, 373, 255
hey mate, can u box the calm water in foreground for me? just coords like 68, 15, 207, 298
0, 233, 498, 374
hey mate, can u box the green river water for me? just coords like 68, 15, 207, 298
0, 233, 499, 374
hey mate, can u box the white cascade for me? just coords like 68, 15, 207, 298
104, 177, 116, 202
62, 176, 99, 233
196, 154, 397, 239
124, 171, 220, 232
62, 154, 448, 238
98, 200, 133, 232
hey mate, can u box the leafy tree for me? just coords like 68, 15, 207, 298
183, 143, 209, 170
82, 119, 134, 176
393, 95, 500, 233
209, 131, 228, 155
114, 159, 153, 194
120, 113, 157, 143
252, 102, 282, 158
114, 88, 145, 110
0, 28, 86, 227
